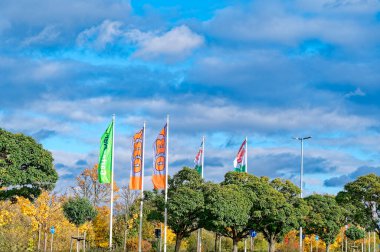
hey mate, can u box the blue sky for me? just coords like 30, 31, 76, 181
1, 0, 380, 195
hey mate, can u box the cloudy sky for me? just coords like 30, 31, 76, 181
1, 0, 380, 195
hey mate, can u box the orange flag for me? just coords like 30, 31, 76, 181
152, 124, 167, 189
130, 128, 144, 190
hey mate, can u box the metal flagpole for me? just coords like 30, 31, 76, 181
109, 114, 115, 250
138, 122, 146, 252
164, 115, 169, 252
244, 137, 248, 252
197, 136, 205, 252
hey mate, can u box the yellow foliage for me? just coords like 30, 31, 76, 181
0, 201, 15, 226
93, 206, 110, 248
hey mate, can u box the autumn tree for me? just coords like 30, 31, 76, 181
17, 191, 62, 251
0, 128, 58, 200
71, 164, 119, 207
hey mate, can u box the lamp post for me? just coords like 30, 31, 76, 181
293, 136, 312, 252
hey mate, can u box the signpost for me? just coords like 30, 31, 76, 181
250, 230, 257, 252
50, 226, 55, 252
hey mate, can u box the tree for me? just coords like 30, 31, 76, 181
253, 178, 308, 252
71, 164, 119, 207
345, 226, 365, 241
150, 167, 204, 252
0, 128, 58, 200
17, 191, 61, 251
305, 194, 346, 252
203, 182, 252, 252
337, 174, 380, 237
222, 172, 308, 252
62, 197, 97, 251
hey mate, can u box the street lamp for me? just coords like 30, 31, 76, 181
293, 136, 312, 252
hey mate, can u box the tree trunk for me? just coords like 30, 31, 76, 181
124, 229, 127, 252
174, 234, 182, 252
215, 233, 218, 252
268, 236, 276, 252
76, 227, 79, 252
233, 239, 239, 252
44, 231, 47, 252
38, 224, 41, 251
326, 243, 330, 252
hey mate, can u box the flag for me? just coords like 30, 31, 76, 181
233, 139, 247, 173
99, 121, 113, 183
130, 128, 144, 190
194, 140, 203, 175
152, 125, 167, 189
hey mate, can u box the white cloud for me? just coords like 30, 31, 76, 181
22, 25, 60, 46
77, 20, 122, 49
129, 25, 204, 59
345, 87, 366, 98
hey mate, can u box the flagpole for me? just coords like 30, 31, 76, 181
197, 136, 205, 252
245, 137, 248, 173
138, 122, 146, 252
164, 115, 169, 252
244, 136, 248, 252
109, 114, 115, 250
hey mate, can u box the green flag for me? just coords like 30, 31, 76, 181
98, 121, 113, 183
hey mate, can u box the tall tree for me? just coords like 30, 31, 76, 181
305, 194, 346, 252
337, 174, 380, 237
203, 182, 252, 252
222, 172, 308, 252
71, 164, 119, 207
149, 167, 204, 252
0, 128, 58, 200
254, 178, 308, 252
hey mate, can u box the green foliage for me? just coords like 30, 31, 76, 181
203, 181, 252, 248
62, 197, 97, 227
305, 194, 345, 249
0, 128, 58, 200
220, 172, 308, 252
345, 226, 365, 241
149, 167, 204, 252
337, 174, 380, 235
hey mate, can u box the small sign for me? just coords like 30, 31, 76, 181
50, 226, 55, 234
250, 230, 257, 238
155, 228, 161, 238
315, 236, 319, 241
302, 234, 305, 240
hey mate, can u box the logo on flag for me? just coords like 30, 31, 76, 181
194, 141, 203, 175
152, 125, 167, 189
130, 128, 144, 190
233, 139, 247, 173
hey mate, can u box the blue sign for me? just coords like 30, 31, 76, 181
302, 234, 305, 239
315, 236, 319, 241
50, 226, 55, 234
250, 230, 257, 238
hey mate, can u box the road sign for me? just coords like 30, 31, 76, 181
315, 235, 319, 241
50, 226, 55, 234
250, 230, 257, 238
302, 234, 305, 239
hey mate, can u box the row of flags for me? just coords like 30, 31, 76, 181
98, 120, 249, 190
97, 116, 248, 252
